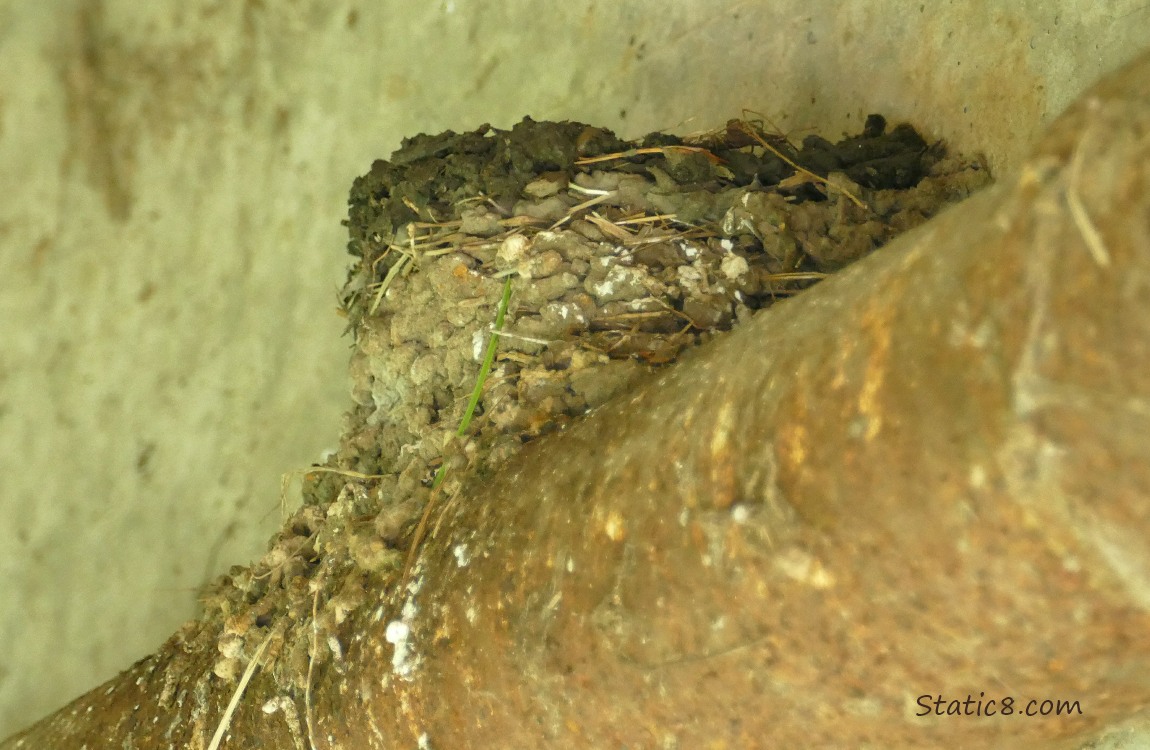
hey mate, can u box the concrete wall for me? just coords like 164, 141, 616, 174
0, 0, 1144, 735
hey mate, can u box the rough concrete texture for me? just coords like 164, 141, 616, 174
0, 0, 1146, 737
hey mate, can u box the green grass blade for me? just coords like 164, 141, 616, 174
432, 275, 514, 490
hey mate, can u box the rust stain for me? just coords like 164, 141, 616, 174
707, 399, 737, 509
856, 295, 894, 442
778, 416, 807, 469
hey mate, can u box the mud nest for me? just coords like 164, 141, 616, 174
194, 115, 991, 691
328, 114, 990, 501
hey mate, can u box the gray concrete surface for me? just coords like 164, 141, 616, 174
0, 0, 1145, 737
